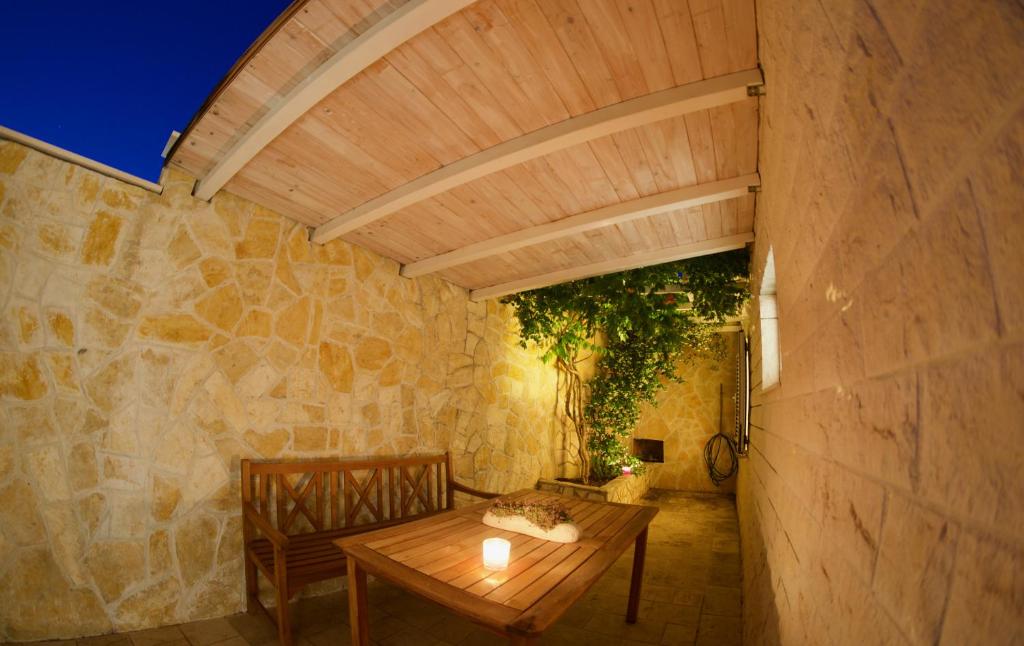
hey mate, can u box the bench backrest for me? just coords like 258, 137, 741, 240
240, 453, 457, 537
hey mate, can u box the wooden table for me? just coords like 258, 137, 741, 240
336, 489, 659, 644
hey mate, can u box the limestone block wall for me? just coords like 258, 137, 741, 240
635, 333, 739, 493
0, 141, 562, 640
740, 1, 1023, 644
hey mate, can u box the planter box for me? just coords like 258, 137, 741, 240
537, 465, 659, 505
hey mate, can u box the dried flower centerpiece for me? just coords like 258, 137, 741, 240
482, 497, 580, 543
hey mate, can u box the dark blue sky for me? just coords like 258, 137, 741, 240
1, 2, 292, 181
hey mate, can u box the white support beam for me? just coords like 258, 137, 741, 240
313, 68, 764, 243
469, 232, 754, 302
400, 173, 759, 278
193, 0, 478, 201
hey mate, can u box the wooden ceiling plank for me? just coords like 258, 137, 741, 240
687, 202, 710, 241
461, 3, 572, 126
723, 0, 758, 72
586, 138, 643, 202
689, 0, 731, 78
616, 0, 676, 93
536, 0, 623, 108
401, 173, 758, 277
349, 201, 462, 262
683, 111, 719, 183
469, 232, 754, 300
476, 173, 552, 228
709, 97, 758, 179
433, 57, 525, 142
385, 44, 504, 149
330, 76, 445, 177
494, 0, 597, 116
270, 115, 396, 202
664, 206, 699, 244
542, 146, 621, 212
290, 128, 394, 204
402, 26, 525, 141
609, 130, 661, 196
193, 0, 478, 201
520, 157, 586, 215
653, 0, 705, 84
313, 68, 763, 243
229, 173, 326, 226
611, 217, 646, 252
499, 167, 566, 221
637, 116, 699, 192
576, 0, 649, 100
434, 13, 550, 134
357, 61, 480, 164
701, 201, 725, 238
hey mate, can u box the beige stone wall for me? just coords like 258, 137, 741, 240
635, 333, 740, 493
0, 141, 562, 640
740, 1, 1024, 644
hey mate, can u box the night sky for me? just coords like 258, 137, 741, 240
1, 1, 292, 181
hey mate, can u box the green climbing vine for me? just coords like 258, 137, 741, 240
503, 249, 749, 484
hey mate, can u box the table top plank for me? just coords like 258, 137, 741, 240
436, 535, 546, 584
482, 543, 582, 603
402, 526, 517, 570
364, 515, 473, 550
509, 504, 660, 635
337, 488, 659, 638
505, 541, 599, 610
451, 539, 561, 591
344, 542, 522, 628
424, 532, 542, 578
386, 519, 498, 561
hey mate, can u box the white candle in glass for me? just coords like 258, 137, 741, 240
482, 537, 511, 570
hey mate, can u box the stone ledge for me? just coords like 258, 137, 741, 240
537, 465, 660, 505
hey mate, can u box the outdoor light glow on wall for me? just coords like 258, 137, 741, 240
482, 538, 511, 570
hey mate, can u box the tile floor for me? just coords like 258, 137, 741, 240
55, 490, 742, 646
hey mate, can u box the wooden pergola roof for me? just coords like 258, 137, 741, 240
167, 0, 760, 300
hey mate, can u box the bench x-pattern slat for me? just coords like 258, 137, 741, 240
401, 464, 432, 516
345, 468, 382, 525
279, 472, 321, 533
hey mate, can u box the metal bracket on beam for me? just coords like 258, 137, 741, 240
747, 84, 766, 97
748, 184, 761, 193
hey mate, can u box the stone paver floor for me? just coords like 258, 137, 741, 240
59, 491, 741, 646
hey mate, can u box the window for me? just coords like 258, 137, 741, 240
759, 248, 781, 390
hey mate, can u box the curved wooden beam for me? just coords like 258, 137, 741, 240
400, 174, 760, 278
469, 232, 755, 301
193, 0, 479, 201
313, 68, 764, 244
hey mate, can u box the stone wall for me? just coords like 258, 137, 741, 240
0, 141, 562, 640
635, 333, 740, 493
740, 1, 1023, 644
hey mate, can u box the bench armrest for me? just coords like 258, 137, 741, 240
242, 501, 290, 549
451, 481, 500, 500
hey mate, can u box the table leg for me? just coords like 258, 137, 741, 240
626, 527, 649, 624
347, 557, 369, 646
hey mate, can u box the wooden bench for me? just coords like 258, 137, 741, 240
240, 452, 498, 645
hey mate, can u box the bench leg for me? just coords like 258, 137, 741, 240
244, 555, 259, 614
273, 547, 292, 646
626, 527, 648, 624
347, 558, 369, 646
